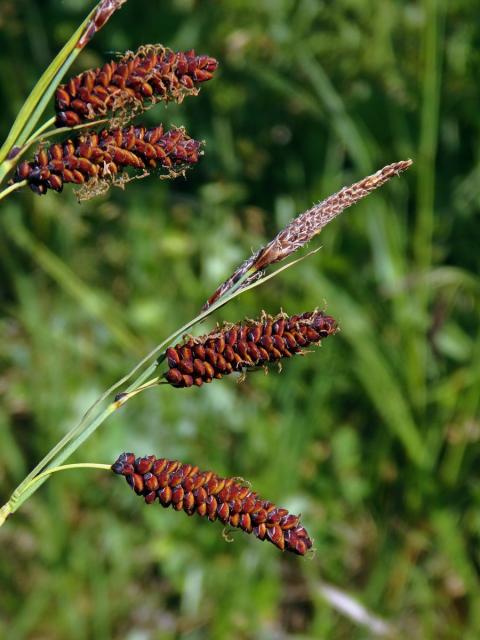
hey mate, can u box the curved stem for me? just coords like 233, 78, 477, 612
0, 0, 111, 166
10, 361, 158, 501
2, 249, 317, 524
0, 117, 110, 185
0, 180, 27, 202
21, 116, 109, 161
114, 376, 160, 405
25, 116, 57, 146
0, 116, 56, 184
21, 463, 111, 495
9, 401, 119, 507
1, 463, 111, 528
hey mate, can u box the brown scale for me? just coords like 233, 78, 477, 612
163, 310, 338, 388
55, 46, 218, 127
112, 452, 313, 556
14, 124, 202, 195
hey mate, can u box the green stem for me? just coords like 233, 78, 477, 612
0, 180, 27, 202
415, 0, 443, 272
23, 116, 57, 147
408, 0, 445, 413
0, 117, 56, 185
1, 463, 111, 527
8, 404, 118, 514
0, 117, 110, 186
21, 463, 112, 495
1, 249, 318, 523
0, 2, 101, 165
0, 504, 11, 527
114, 377, 161, 404
7, 357, 159, 511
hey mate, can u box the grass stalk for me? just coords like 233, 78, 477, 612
1, 251, 316, 524
408, 0, 445, 412
0, 180, 27, 202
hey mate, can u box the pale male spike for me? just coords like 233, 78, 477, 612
202, 160, 412, 310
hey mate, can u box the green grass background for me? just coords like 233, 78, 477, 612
0, 0, 479, 638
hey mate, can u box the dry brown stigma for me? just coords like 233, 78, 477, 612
162, 310, 338, 388
112, 453, 313, 556
14, 124, 202, 196
55, 45, 218, 127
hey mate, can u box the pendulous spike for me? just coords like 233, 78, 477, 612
112, 452, 312, 556
55, 45, 218, 126
14, 125, 202, 197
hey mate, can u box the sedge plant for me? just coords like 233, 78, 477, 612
0, 0, 412, 567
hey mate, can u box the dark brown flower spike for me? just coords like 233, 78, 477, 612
162, 309, 337, 388
112, 452, 313, 556
203, 160, 413, 309
15, 124, 202, 198
55, 45, 218, 127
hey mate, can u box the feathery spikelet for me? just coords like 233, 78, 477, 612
162, 310, 337, 388
112, 452, 313, 556
203, 160, 413, 309
15, 124, 202, 197
55, 45, 218, 127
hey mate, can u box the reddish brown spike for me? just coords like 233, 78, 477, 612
13, 124, 202, 198
161, 309, 337, 388
54, 45, 218, 127
112, 453, 312, 556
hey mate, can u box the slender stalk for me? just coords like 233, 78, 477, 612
8, 403, 118, 514
0, 462, 111, 527
23, 116, 57, 146
1, 249, 318, 523
114, 377, 161, 404
0, 117, 56, 185
21, 463, 111, 495
408, 0, 445, 413
0, 180, 27, 202
0, 117, 110, 186
0, 2, 102, 165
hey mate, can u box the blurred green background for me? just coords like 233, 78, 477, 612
1, 0, 479, 638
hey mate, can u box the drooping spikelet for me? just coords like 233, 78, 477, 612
203, 160, 413, 309
15, 124, 202, 196
112, 452, 313, 556
55, 45, 218, 127
162, 310, 337, 388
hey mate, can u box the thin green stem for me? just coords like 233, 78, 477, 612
1, 463, 111, 527
21, 463, 111, 496
0, 117, 56, 184
0, 1, 103, 165
8, 403, 118, 513
0, 117, 110, 186
408, 0, 445, 414
2, 248, 319, 521
24, 116, 57, 146
0, 180, 27, 202
27, 117, 110, 145
114, 377, 160, 405
10, 360, 158, 504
